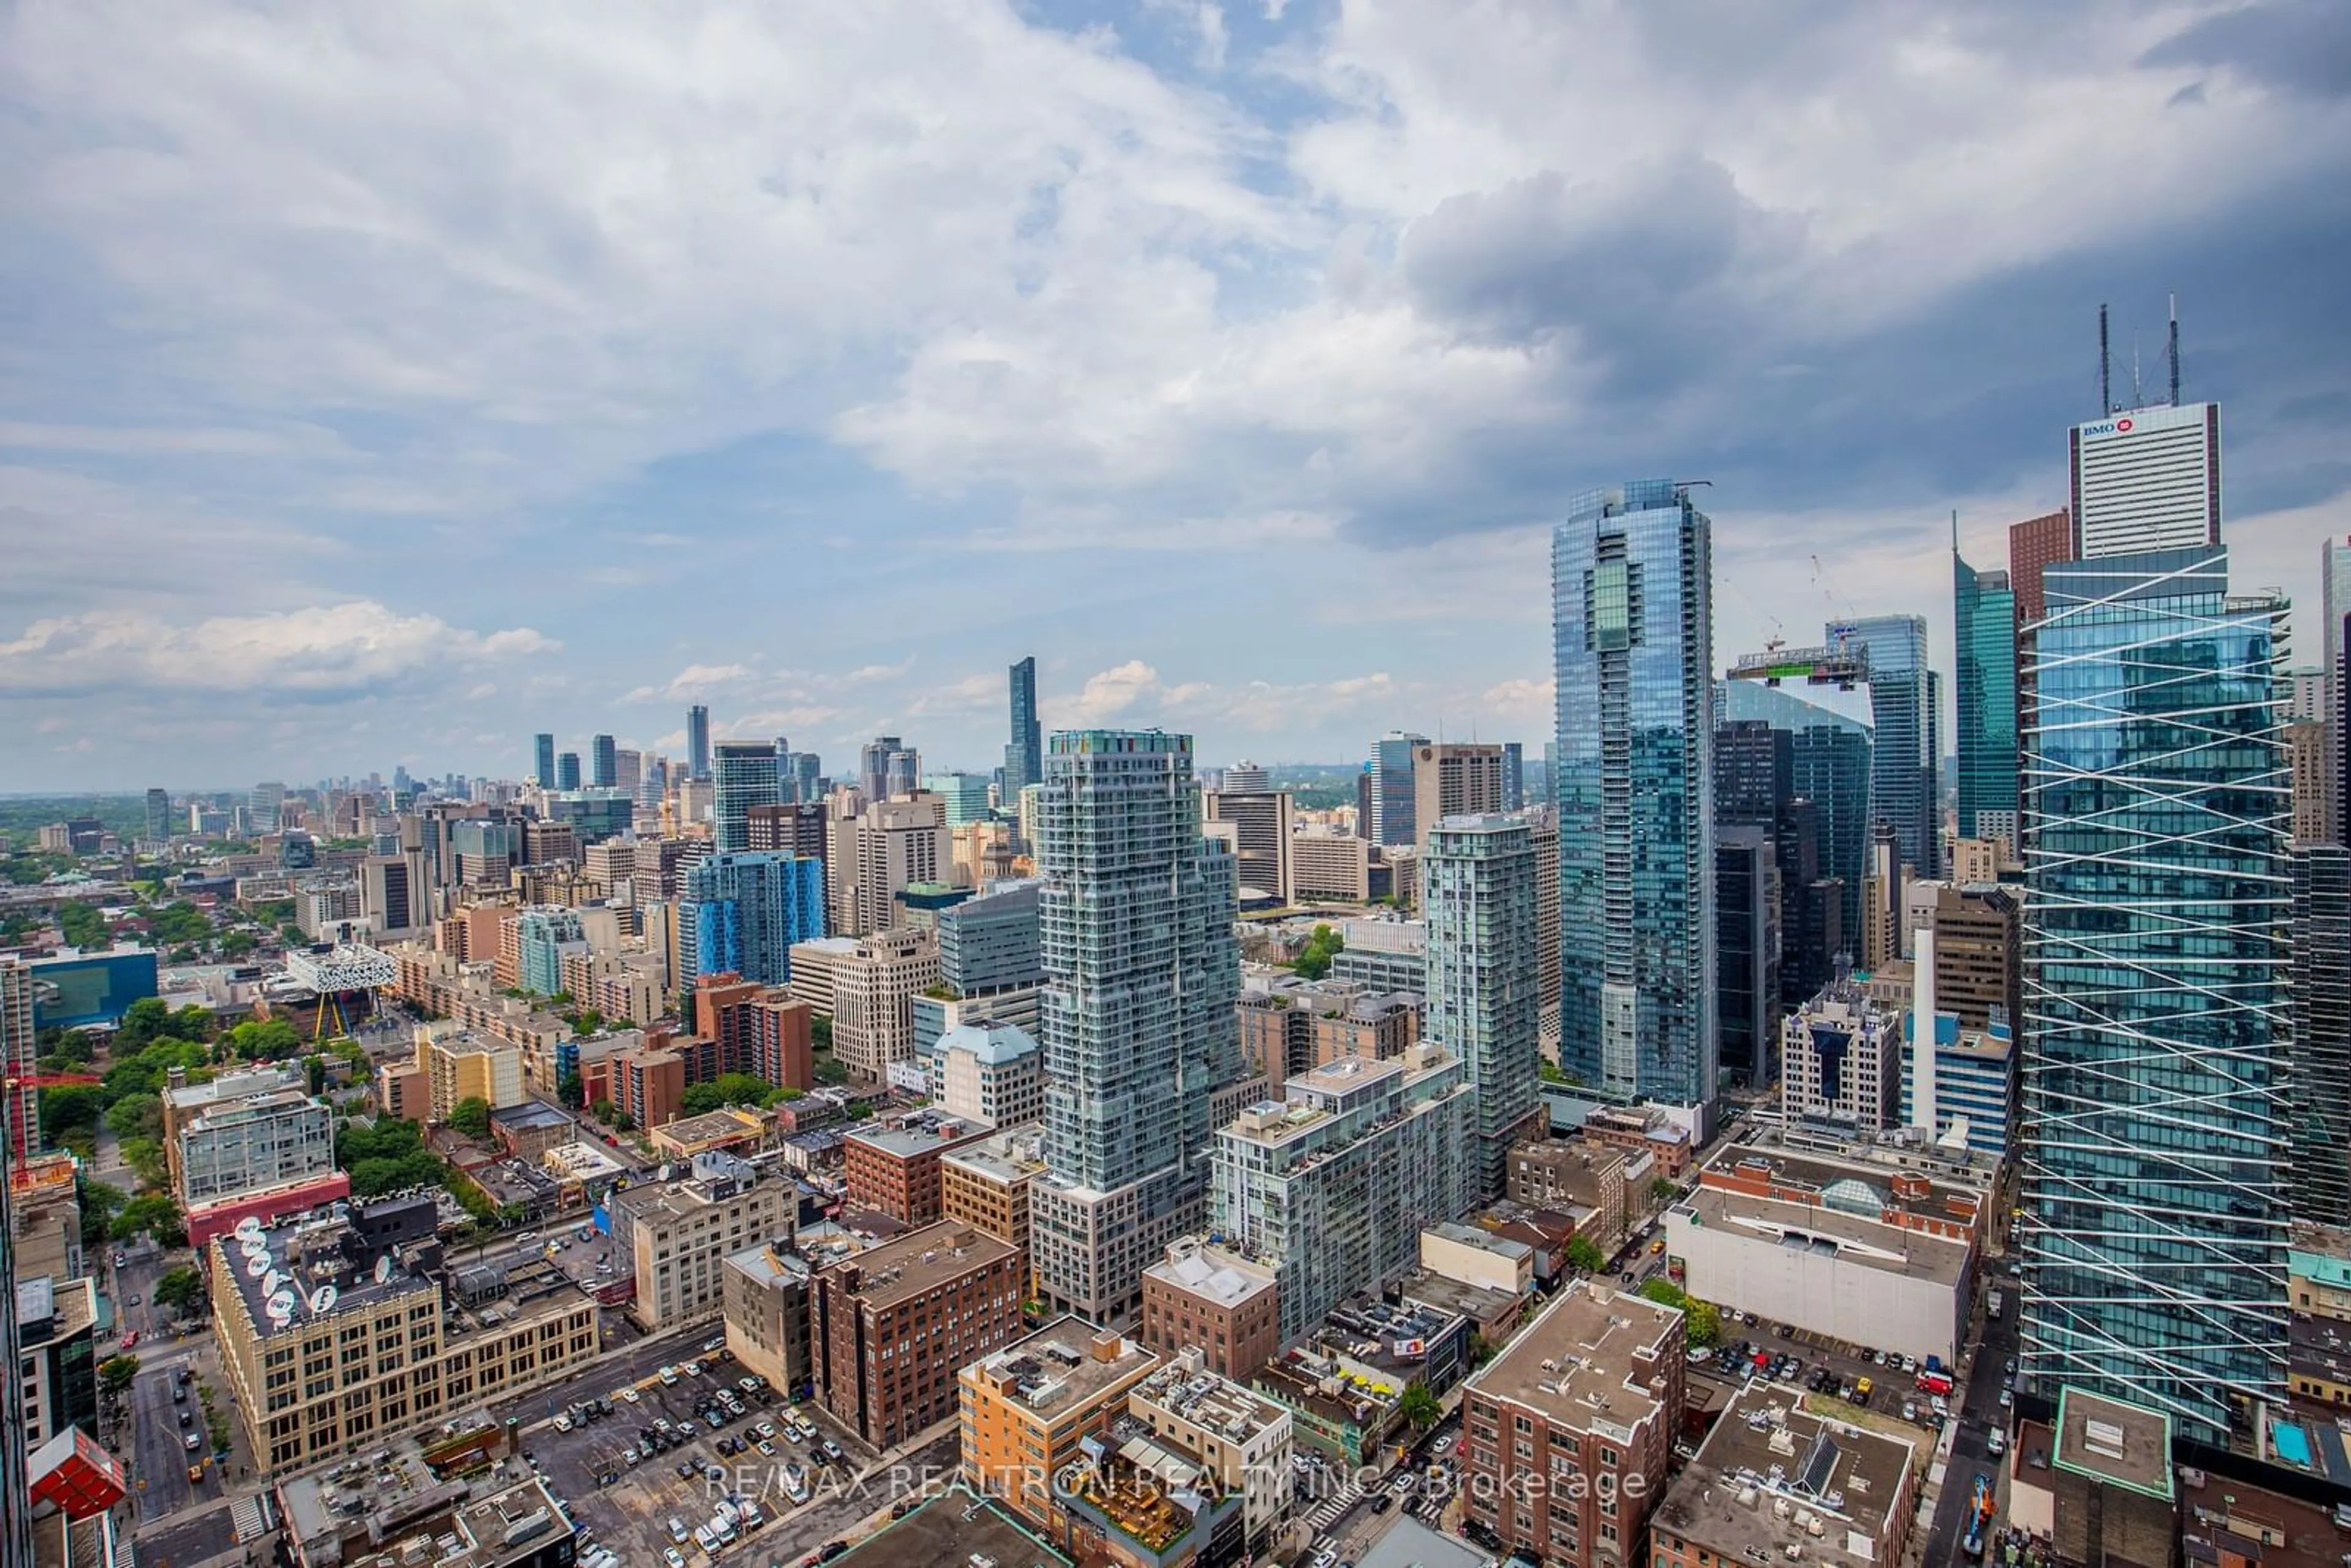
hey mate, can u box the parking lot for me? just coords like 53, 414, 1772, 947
517, 1341, 880, 1568
1690, 1310, 1959, 1439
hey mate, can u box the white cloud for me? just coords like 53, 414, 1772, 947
1054, 659, 1403, 733
623, 662, 758, 702
0, 601, 557, 695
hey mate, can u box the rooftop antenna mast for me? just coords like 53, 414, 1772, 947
2167, 293, 2181, 406
2099, 302, 2112, 415
2131, 332, 2144, 410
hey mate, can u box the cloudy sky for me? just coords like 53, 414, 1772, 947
2, 1, 2347, 791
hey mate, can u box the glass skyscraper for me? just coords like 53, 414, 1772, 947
1031, 729, 1242, 1322
1554, 481, 1715, 1107
2019, 542, 2290, 1442
1004, 655, 1043, 800
591, 732, 618, 789
712, 740, 781, 853
1423, 816, 1540, 1198
1846, 614, 1941, 879
2290, 844, 2351, 1226
1954, 543, 2019, 844
1368, 730, 1428, 847
681, 850, 827, 989
687, 703, 711, 781
533, 732, 556, 789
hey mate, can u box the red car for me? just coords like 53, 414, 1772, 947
120, 1330, 138, 1349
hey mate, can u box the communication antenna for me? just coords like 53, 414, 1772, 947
2131, 333, 2144, 410
2168, 293, 2181, 406
2099, 303, 2112, 415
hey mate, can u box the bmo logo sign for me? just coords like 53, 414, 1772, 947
2079, 416, 2135, 438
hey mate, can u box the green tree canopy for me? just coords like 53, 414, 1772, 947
154, 1266, 206, 1315
678, 1073, 787, 1117
224, 1019, 302, 1061
1637, 1277, 1687, 1310
557, 1071, 585, 1109
39, 1085, 105, 1144
57, 902, 108, 948
1400, 1380, 1443, 1431
114, 1193, 187, 1247
98, 1355, 141, 1395
145, 901, 214, 946
1685, 1299, 1722, 1349
1565, 1236, 1607, 1275
104, 1092, 162, 1143
1291, 923, 1346, 981
448, 1097, 492, 1139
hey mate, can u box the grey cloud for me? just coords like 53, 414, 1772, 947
2141, 2, 2351, 99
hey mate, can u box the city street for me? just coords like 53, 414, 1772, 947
1921, 1273, 2022, 1567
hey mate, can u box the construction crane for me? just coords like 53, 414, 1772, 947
5, 1071, 102, 1170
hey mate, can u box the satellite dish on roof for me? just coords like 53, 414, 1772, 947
268, 1290, 298, 1319
263, 1270, 287, 1296
245, 1256, 270, 1278
236, 1216, 264, 1238
375, 1255, 394, 1285
309, 1285, 338, 1315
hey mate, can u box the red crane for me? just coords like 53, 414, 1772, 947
6, 1071, 102, 1169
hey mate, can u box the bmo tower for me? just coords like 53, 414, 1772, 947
2070, 400, 2220, 558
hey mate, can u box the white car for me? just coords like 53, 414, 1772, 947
664, 1551, 685, 1568
553, 1414, 572, 1432
620, 1387, 640, 1404
659, 1366, 679, 1386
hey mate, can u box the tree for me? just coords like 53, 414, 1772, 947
219, 929, 257, 958
1291, 923, 1345, 981
557, 1071, 585, 1110
77, 1175, 126, 1243
448, 1097, 492, 1139
680, 1073, 784, 1117
279, 923, 306, 945
1649, 1176, 1680, 1205
121, 1137, 168, 1190
1400, 1380, 1443, 1431
225, 1019, 301, 1060
105, 1092, 162, 1143
98, 1355, 140, 1397
1565, 1236, 1607, 1275
115, 1193, 187, 1247
154, 1266, 206, 1315
569, 1009, 605, 1037
39, 1085, 105, 1144
588, 1097, 616, 1124
810, 1014, 833, 1052
57, 902, 108, 948
1637, 1277, 1687, 1311
1686, 1300, 1722, 1350
302, 1054, 327, 1095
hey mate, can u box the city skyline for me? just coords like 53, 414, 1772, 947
1, 7, 2347, 790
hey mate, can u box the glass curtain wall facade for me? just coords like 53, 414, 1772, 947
1554, 481, 1715, 1106
688, 704, 711, 780
533, 733, 556, 789
1005, 656, 1043, 800
1955, 549, 2020, 842
1368, 732, 1429, 848
1847, 615, 1941, 879
1423, 817, 1540, 1199
712, 741, 781, 853
2290, 844, 2351, 1226
1037, 730, 1242, 1197
2019, 543, 2290, 1442
683, 851, 827, 989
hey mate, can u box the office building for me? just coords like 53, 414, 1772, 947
1780, 981, 1902, 1136
1204, 781, 1295, 904
844, 1109, 992, 1226
851, 793, 950, 935
932, 1021, 1044, 1130
1367, 731, 1430, 848
816, 1221, 1024, 1447
680, 850, 827, 991
860, 736, 918, 803
1500, 741, 1524, 811
688, 704, 711, 780
1652, 1384, 1923, 1568
2009, 508, 2076, 628
2072, 400, 2221, 558
1138, 1238, 1282, 1381
1955, 538, 2020, 845
960, 1319, 1164, 1541
2293, 844, 2351, 1226
941, 1123, 1048, 1258
590, 733, 617, 789
2292, 721, 2330, 842
17, 1275, 97, 1448
1032, 730, 1244, 1325
553, 751, 580, 790
1716, 823, 1781, 1086
209, 1200, 599, 1469
2021, 540, 2290, 1441
1410, 743, 1506, 846
923, 772, 994, 827
609, 1153, 789, 1329
1506, 1139, 1628, 1248
1005, 655, 1044, 806
938, 879, 1043, 996
1899, 1012, 2018, 1158
531, 734, 555, 788
793, 929, 940, 1076
250, 780, 286, 833
1209, 1047, 1477, 1342
416, 1029, 528, 1120
1848, 614, 1940, 880
1910, 881, 2021, 1032
1460, 1281, 1684, 1567
722, 1242, 817, 1400
1423, 817, 1542, 1195
141, 786, 170, 844
1555, 482, 1715, 1109
1291, 828, 1374, 902
164, 1068, 336, 1208
713, 740, 782, 853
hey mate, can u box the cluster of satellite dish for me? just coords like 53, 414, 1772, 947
232, 1214, 360, 1330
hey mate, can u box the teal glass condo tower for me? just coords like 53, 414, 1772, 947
1954, 541, 2019, 844
1553, 481, 1715, 1108
2019, 542, 2290, 1442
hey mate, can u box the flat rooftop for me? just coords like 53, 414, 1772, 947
1356, 1515, 1494, 1568
1425, 1220, 1533, 1264
850, 1112, 993, 1158
219, 1214, 435, 1340
1129, 1350, 1289, 1438
1654, 1385, 1922, 1568
486, 1101, 573, 1132
1146, 1240, 1277, 1308
1675, 1185, 1971, 1287
943, 1128, 1049, 1184
967, 1317, 1160, 1416
2053, 1386, 2175, 1502
1466, 1280, 1680, 1437
2180, 1464, 2348, 1568
652, 1107, 763, 1146
1707, 1136, 1995, 1210
832, 1485, 1071, 1568
825, 1220, 1018, 1310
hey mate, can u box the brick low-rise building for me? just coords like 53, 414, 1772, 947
1459, 1280, 1684, 1568
844, 1110, 994, 1226
814, 1221, 1024, 1448
1138, 1237, 1282, 1382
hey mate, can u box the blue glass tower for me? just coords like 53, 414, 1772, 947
2019, 542, 2290, 1441
1954, 542, 2020, 843
712, 740, 781, 853
533, 732, 556, 789
1004, 656, 1043, 800
1554, 481, 1715, 1106
591, 733, 618, 789
681, 851, 827, 989
1846, 614, 1940, 879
